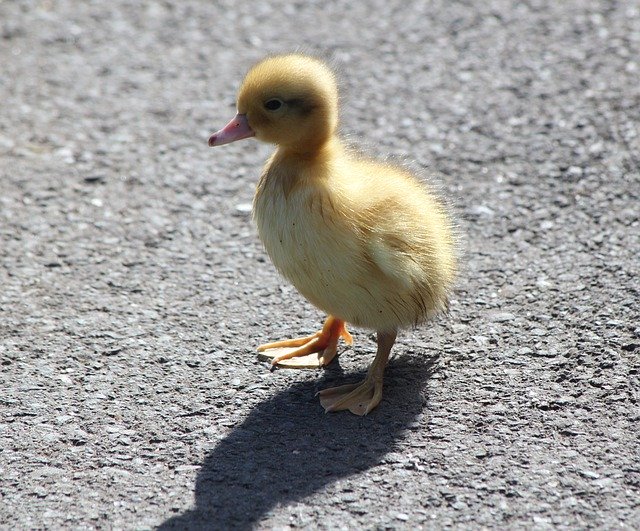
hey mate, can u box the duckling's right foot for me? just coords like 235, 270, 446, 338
257, 315, 352, 368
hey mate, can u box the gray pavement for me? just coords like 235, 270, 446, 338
1, 0, 639, 529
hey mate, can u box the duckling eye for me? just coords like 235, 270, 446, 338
264, 99, 283, 111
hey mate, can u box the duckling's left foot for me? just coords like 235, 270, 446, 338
257, 315, 352, 368
318, 377, 383, 416
318, 329, 396, 415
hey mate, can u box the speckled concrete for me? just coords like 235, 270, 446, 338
1, 1, 639, 529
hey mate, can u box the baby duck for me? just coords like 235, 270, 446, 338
209, 54, 456, 415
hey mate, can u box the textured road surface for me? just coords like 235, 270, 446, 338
1, 0, 639, 529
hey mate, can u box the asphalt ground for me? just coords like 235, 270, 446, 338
1, 0, 639, 529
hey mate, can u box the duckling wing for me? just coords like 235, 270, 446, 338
346, 163, 456, 323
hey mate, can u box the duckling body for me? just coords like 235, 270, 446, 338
208, 54, 456, 415
254, 145, 453, 331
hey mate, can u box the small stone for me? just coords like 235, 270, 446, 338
469, 205, 495, 218
567, 166, 583, 178
235, 203, 253, 214
475, 447, 489, 458
490, 312, 515, 323
579, 470, 600, 480
471, 335, 489, 346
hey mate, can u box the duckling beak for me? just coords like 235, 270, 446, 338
208, 113, 255, 146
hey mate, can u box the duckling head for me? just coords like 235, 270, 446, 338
209, 54, 338, 153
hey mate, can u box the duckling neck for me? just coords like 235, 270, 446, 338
276, 135, 342, 163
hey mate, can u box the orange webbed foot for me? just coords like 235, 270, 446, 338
318, 377, 383, 416
318, 329, 396, 416
257, 315, 352, 368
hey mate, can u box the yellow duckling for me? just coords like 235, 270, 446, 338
208, 54, 456, 415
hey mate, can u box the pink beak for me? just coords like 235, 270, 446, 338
208, 113, 255, 147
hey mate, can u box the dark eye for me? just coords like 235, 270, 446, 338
264, 99, 283, 111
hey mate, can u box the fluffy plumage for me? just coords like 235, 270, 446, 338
208, 54, 457, 415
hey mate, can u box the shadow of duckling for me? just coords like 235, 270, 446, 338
158, 354, 438, 530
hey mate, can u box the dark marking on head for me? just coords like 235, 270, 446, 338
285, 97, 317, 116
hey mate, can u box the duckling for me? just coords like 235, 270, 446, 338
208, 54, 456, 415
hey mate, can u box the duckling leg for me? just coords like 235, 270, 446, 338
257, 315, 353, 368
318, 330, 397, 415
